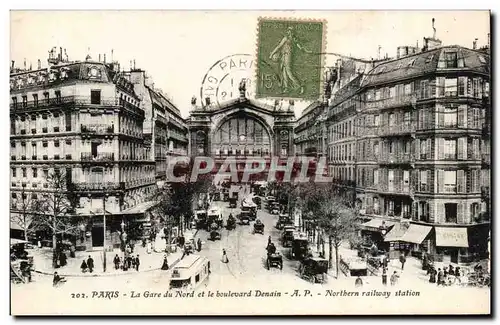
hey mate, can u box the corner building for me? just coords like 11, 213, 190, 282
10, 52, 156, 250
325, 40, 490, 263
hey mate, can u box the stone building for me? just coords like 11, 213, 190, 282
321, 36, 490, 263
10, 49, 156, 250
187, 85, 296, 182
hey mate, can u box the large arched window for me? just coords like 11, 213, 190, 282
212, 115, 271, 156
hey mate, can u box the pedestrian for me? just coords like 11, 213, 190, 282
382, 267, 388, 286
87, 255, 94, 273
135, 255, 140, 271
437, 268, 444, 286
390, 271, 399, 286
399, 253, 406, 270
80, 259, 88, 273
113, 254, 120, 270
197, 238, 202, 252
222, 249, 229, 263
59, 251, 67, 267
443, 267, 449, 277
53, 272, 65, 287
355, 276, 363, 288
69, 245, 76, 258
161, 255, 169, 270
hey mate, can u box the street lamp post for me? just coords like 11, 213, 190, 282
102, 195, 107, 272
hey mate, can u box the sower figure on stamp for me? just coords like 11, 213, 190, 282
269, 26, 311, 94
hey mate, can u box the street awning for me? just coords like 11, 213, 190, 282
359, 219, 395, 232
400, 224, 432, 244
122, 201, 158, 215
10, 238, 29, 245
384, 223, 408, 242
435, 227, 469, 248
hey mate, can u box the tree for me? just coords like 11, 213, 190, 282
312, 186, 360, 278
10, 187, 40, 241
32, 170, 81, 268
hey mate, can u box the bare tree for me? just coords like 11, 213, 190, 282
10, 187, 42, 242
32, 170, 81, 268
312, 186, 360, 277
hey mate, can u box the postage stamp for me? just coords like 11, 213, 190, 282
255, 18, 326, 101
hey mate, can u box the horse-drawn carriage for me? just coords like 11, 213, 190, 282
298, 257, 329, 283
209, 222, 221, 241
226, 214, 236, 230
253, 219, 265, 234
270, 202, 280, 215
266, 242, 283, 270
238, 211, 251, 225
229, 197, 237, 209
194, 209, 207, 229
281, 226, 295, 247
291, 233, 310, 260
276, 214, 293, 230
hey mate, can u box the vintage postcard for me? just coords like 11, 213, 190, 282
9, 10, 491, 315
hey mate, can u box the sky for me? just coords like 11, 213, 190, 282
10, 10, 490, 118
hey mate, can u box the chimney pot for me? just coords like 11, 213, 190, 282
104, 54, 106, 63
99, 54, 101, 62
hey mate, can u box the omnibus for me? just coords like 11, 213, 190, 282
169, 255, 211, 290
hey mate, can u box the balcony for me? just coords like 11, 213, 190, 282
10, 96, 76, 111
482, 153, 490, 166
378, 152, 415, 165
378, 124, 415, 137
379, 183, 414, 196
81, 152, 115, 162
73, 182, 122, 191
365, 94, 417, 110
167, 131, 189, 143
81, 124, 115, 135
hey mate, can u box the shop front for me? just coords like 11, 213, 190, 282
359, 219, 395, 251
434, 226, 469, 264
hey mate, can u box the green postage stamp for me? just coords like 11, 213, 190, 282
256, 18, 326, 101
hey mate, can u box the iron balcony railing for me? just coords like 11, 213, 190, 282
365, 94, 417, 110
81, 152, 115, 162
378, 152, 415, 164
378, 124, 416, 137
81, 124, 115, 134
72, 182, 122, 191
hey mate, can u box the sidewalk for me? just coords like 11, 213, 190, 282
30, 229, 197, 277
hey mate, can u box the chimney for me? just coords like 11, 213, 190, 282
23, 58, 26, 70
133, 60, 136, 70
378, 45, 381, 60
11, 60, 14, 70
111, 49, 114, 62
487, 33, 490, 48
38, 59, 41, 69
205, 97, 211, 106
99, 54, 101, 62
130, 60, 132, 70
473, 38, 478, 50
104, 53, 106, 63
59, 47, 63, 61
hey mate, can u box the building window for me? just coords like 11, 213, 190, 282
388, 170, 394, 191
91, 90, 101, 105
403, 111, 410, 125
12, 97, 18, 108
444, 78, 458, 97
42, 141, 48, 148
444, 139, 457, 160
22, 96, 27, 108
388, 113, 395, 126
43, 169, 49, 178
22, 168, 27, 178
373, 169, 379, 186
420, 170, 428, 191
444, 107, 458, 127
32, 168, 38, 178
445, 203, 458, 223
420, 80, 429, 98
445, 52, 458, 68
458, 77, 467, 96
403, 170, 410, 190
33, 94, 38, 106
374, 115, 380, 126
12, 168, 16, 177
44, 92, 49, 100
444, 170, 457, 193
